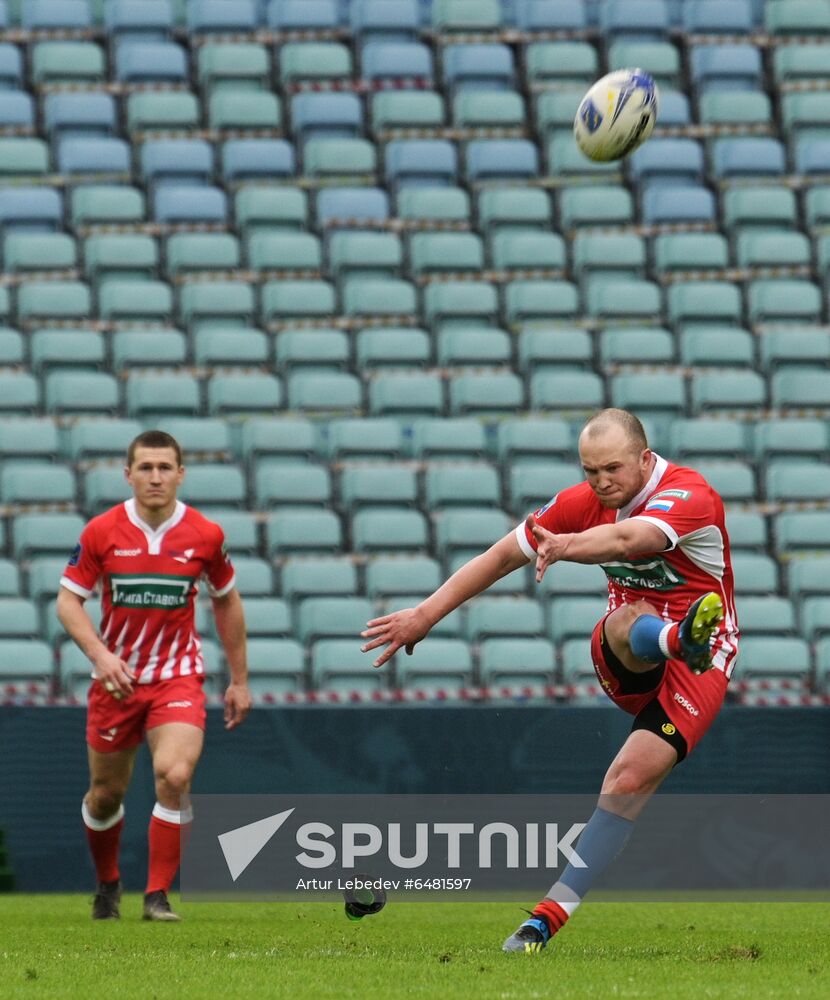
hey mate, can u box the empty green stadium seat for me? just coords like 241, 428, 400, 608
526, 42, 597, 84
310, 639, 386, 694
180, 464, 246, 508
410, 418, 487, 459
235, 187, 308, 232
281, 557, 358, 601
180, 281, 255, 329
328, 232, 401, 281
17, 282, 91, 325
496, 419, 571, 462
198, 43, 271, 92
477, 187, 550, 232
748, 280, 823, 324
286, 372, 362, 413
126, 373, 199, 417
722, 188, 798, 230
772, 370, 830, 407
504, 280, 579, 324
530, 372, 604, 411
395, 637, 474, 689
303, 138, 376, 179
84, 234, 158, 283
571, 233, 646, 281
4, 233, 76, 273
775, 511, 830, 553
653, 233, 730, 272
1, 463, 75, 505
248, 232, 322, 272
167, 233, 240, 275
670, 419, 749, 459
246, 638, 306, 696
30, 330, 104, 373
724, 511, 768, 550
325, 419, 403, 460
759, 327, 830, 371
28, 556, 73, 602
666, 282, 743, 326
365, 556, 442, 599
261, 280, 336, 322
732, 552, 779, 595
782, 92, 830, 137
371, 91, 444, 131
767, 1, 830, 35
802, 598, 830, 640
479, 637, 556, 686
266, 508, 342, 556
193, 327, 268, 367
755, 419, 829, 460
369, 374, 444, 416
397, 186, 471, 223
509, 462, 582, 513
425, 463, 501, 510
587, 280, 662, 322
437, 326, 511, 367
238, 419, 317, 462
465, 596, 543, 642
699, 90, 772, 125
279, 42, 352, 85
612, 373, 686, 415
45, 372, 117, 414
127, 91, 200, 132
409, 232, 483, 276
99, 280, 172, 323
433, 509, 512, 556
255, 463, 331, 508
448, 372, 524, 415
275, 330, 350, 371
344, 279, 418, 321
491, 230, 567, 271
766, 462, 830, 502
71, 185, 145, 227
690, 371, 766, 413
559, 186, 633, 229
339, 465, 418, 511
296, 596, 374, 644
230, 557, 274, 596
738, 636, 811, 679
549, 595, 608, 644
608, 40, 680, 84
352, 509, 428, 553
207, 373, 282, 415
0, 599, 40, 639
112, 330, 187, 369
432, 0, 502, 31
599, 328, 676, 365
678, 327, 755, 368
0, 139, 49, 179
453, 90, 524, 128
0, 639, 53, 684
693, 460, 756, 501
0, 418, 60, 460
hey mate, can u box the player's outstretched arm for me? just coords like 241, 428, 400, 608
211, 588, 252, 730
529, 516, 670, 582
361, 532, 529, 668
56, 587, 135, 698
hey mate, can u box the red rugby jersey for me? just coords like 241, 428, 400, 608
61, 499, 235, 683
515, 455, 739, 677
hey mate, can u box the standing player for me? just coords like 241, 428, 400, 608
360, 408, 738, 953
57, 431, 252, 922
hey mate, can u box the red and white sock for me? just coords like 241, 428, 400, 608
659, 622, 683, 659
533, 891, 581, 938
145, 802, 193, 895
82, 800, 124, 884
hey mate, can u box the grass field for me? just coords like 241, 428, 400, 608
1, 895, 829, 999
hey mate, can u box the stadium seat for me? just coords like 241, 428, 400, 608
755, 418, 829, 461
690, 44, 763, 92
281, 557, 358, 601
480, 637, 557, 687
350, 1, 419, 43
353, 510, 428, 554
207, 373, 282, 415
732, 552, 779, 595
526, 42, 597, 85
509, 462, 582, 514
1, 463, 75, 505
775, 511, 830, 554
266, 0, 338, 30
0, 419, 61, 461
296, 597, 374, 644
275, 330, 349, 372
221, 140, 295, 184
256, 463, 331, 508
198, 44, 270, 93
238, 419, 317, 462
410, 418, 487, 459
365, 555, 442, 599
310, 640, 386, 695
738, 636, 811, 683
670, 419, 749, 460
266, 509, 343, 556
711, 138, 786, 179
628, 138, 704, 186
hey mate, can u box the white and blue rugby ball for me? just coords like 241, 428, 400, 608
574, 69, 659, 162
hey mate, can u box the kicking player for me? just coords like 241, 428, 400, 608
360, 408, 738, 954
57, 431, 252, 921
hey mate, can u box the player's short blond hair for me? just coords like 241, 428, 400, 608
126, 431, 183, 467
581, 408, 648, 452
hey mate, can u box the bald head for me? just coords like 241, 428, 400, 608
578, 409, 654, 510
580, 408, 648, 453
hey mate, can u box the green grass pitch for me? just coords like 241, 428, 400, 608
1, 895, 829, 999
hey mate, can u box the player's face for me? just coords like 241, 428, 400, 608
578, 428, 652, 510
125, 447, 184, 517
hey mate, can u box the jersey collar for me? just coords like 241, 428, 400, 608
615, 453, 669, 522
124, 498, 187, 555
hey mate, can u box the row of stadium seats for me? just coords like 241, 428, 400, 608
9, 618, 830, 701
0, 1, 788, 35
11, 86, 830, 138
1, 414, 828, 461
0, 368, 825, 417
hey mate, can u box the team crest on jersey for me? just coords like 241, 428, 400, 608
68, 543, 81, 566
645, 498, 674, 512
534, 494, 558, 518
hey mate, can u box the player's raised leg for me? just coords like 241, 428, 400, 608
83, 745, 138, 920
143, 721, 203, 922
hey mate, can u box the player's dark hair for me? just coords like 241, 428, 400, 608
126, 431, 183, 467
582, 408, 648, 452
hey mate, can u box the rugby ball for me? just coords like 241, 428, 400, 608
574, 69, 659, 162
